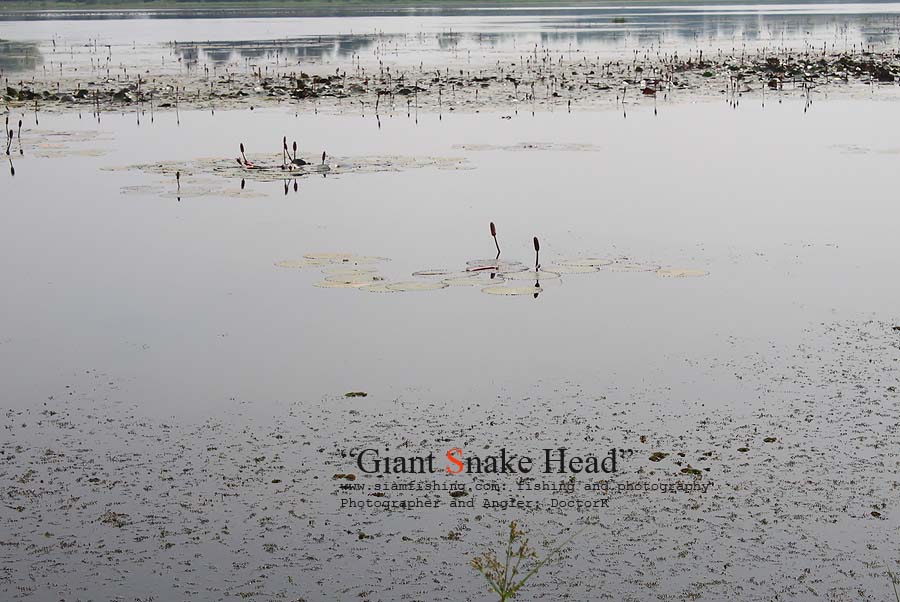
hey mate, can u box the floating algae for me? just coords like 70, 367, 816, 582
656, 268, 710, 278
386, 281, 449, 292
558, 257, 615, 268
481, 285, 544, 296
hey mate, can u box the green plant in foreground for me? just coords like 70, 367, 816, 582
470, 521, 586, 601
886, 562, 900, 602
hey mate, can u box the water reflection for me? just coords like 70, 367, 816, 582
172, 34, 402, 65
0, 40, 42, 71
166, 7, 900, 67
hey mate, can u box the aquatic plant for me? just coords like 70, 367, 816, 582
886, 562, 900, 602
470, 521, 585, 601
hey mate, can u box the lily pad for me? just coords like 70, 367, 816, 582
610, 262, 660, 272
444, 273, 506, 287
557, 257, 614, 267
481, 285, 544, 296
503, 269, 561, 280
411, 268, 458, 277
322, 266, 378, 275
358, 283, 397, 293
304, 253, 389, 264
274, 258, 331, 269
385, 281, 449, 292
465, 259, 524, 272
324, 274, 386, 285
544, 263, 601, 274
656, 268, 709, 278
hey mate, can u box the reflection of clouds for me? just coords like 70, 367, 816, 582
0, 40, 42, 72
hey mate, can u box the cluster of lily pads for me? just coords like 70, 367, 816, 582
274, 253, 708, 296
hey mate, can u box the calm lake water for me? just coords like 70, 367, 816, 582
2, 3, 900, 602
3, 1, 900, 72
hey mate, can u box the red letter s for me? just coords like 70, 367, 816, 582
446, 448, 464, 474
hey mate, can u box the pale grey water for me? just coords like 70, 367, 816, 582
2, 5, 900, 602
3, 1, 900, 73
2, 96, 899, 418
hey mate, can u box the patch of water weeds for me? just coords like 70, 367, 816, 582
7, 46, 900, 117
109, 153, 469, 189
274, 250, 707, 297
